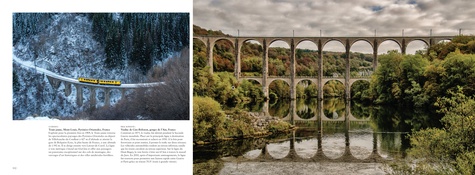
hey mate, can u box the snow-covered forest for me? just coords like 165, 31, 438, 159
12, 13, 190, 120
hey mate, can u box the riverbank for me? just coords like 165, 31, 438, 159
194, 112, 296, 145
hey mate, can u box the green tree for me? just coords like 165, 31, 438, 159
439, 51, 475, 96
370, 50, 403, 104
400, 54, 430, 107
237, 80, 265, 102
193, 96, 226, 142
351, 81, 370, 101
104, 20, 123, 68
269, 80, 291, 99
407, 87, 475, 174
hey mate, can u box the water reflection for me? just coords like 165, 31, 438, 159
266, 141, 291, 159
323, 98, 346, 120
194, 97, 441, 173
268, 98, 290, 118
349, 131, 374, 159
350, 100, 371, 119
296, 98, 317, 119
263, 97, 368, 121
222, 128, 403, 163
232, 101, 264, 112
321, 132, 346, 159
294, 138, 318, 159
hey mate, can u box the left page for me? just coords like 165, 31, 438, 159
2, 1, 193, 175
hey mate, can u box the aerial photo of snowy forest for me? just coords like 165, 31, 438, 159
12, 13, 190, 120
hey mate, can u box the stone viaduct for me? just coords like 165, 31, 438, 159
13, 55, 162, 109
45, 75, 161, 107
193, 35, 454, 100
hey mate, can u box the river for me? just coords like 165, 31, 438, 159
194, 97, 440, 175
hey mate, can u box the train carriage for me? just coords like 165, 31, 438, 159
98, 79, 121, 86
78, 77, 121, 86
78, 77, 98, 84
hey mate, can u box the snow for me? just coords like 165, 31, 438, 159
13, 51, 78, 83
13, 48, 163, 88
24, 116, 59, 121
12, 13, 171, 120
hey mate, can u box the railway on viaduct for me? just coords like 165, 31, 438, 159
13, 55, 162, 108
193, 35, 454, 100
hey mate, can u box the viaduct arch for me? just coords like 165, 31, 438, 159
13, 56, 162, 108
194, 35, 454, 100
45, 75, 161, 108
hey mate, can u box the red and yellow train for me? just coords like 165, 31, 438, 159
78, 77, 121, 86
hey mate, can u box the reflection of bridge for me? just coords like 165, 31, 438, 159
222, 118, 398, 163
238, 131, 385, 163
194, 35, 454, 99
256, 98, 370, 124
227, 99, 395, 163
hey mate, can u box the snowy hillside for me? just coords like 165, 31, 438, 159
12, 13, 189, 120
14, 14, 110, 80
13, 14, 115, 120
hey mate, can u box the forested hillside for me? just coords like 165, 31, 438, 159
13, 13, 189, 120
14, 13, 189, 79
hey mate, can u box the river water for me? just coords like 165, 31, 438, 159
194, 97, 439, 175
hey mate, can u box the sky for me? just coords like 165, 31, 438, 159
194, 0, 475, 54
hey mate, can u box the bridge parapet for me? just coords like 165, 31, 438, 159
323, 75, 344, 79
241, 75, 262, 78
268, 75, 291, 78
295, 76, 318, 79
349, 75, 372, 79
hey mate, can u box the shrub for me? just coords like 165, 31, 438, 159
266, 120, 292, 134
193, 96, 225, 142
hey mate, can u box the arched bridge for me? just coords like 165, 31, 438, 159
13, 54, 163, 107
194, 35, 454, 100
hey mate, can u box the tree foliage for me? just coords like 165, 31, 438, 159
193, 96, 226, 142
74, 48, 190, 120
269, 80, 291, 99
407, 88, 475, 174
89, 13, 189, 73
193, 67, 265, 105
428, 35, 475, 60
370, 40, 475, 108
13, 13, 54, 45
370, 50, 404, 104
323, 80, 345, 97
351, 80, 371, 101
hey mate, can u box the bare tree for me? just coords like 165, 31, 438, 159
146, 47, 190, 120
79, 47, 190, 120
